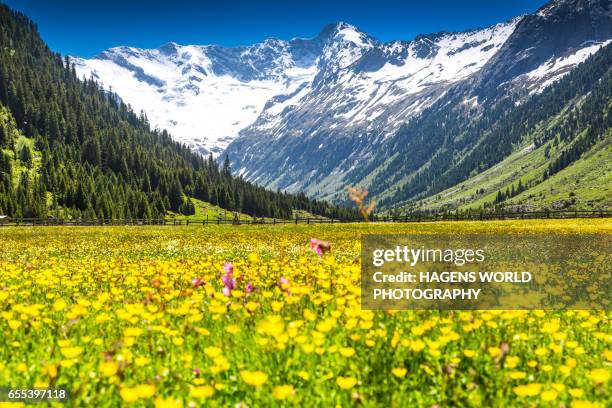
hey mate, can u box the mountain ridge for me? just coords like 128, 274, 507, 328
70, 0, 612, 212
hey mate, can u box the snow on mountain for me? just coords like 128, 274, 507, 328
72, 20, 519, 157
72, 38, 321, 154
71, 0, 611, 204
522, 39, 612, 93
226, 19, 522, 192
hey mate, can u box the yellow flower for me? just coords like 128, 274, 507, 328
589, 368, 610, 384
534, 347, 547, 357
463, 349, 476, 358
43, 364, 57, 379
488, 347, 501, 358
124, 327, 143, 337
540, 322, 559, 334
172, 337, 184, 346
60, 346, 83, 359
569, 388, 584, 398
540, 390, 557, 401
190, 385, 214, 398
154, 397, 182, 408
135, 357, 150, 367
8, 320, 21, 330
571, 401, 602, 408
508, 371, 526, 380
272, 385, 295, 399
505, 356, 519, 369
336, 376, 357, 389
204, 347, 222, 358
52, 298, 67, 311
410, 340, 426, 352
297, 371, 310, 381
120, 387, 139, 402
392, 368, 407, 378
240, 370, 268, 387
339, 347, 355, 357
99, 361, 119, 377
513, 383, 541, 397
136, 384, 156, 399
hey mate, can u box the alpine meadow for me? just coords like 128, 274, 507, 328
0, 0, 610, 407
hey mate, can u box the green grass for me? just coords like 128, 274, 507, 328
167, 197, 327, 221
405, 130, 611, 212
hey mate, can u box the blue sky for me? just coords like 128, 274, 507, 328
4, 0, 547, 57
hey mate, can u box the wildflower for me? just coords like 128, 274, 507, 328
540, 390, 557, 402
190, 385, 214, 398
589, 368, 610, 384
154, 397, 182, 408
513, 383, 541, 397
309, 238, 331, 256
509, 371, 526, 380
488, 346, 501, 358
53, 298, 67, 311
569, 388, 584, 397
120, 387, 140, 402
192, 277, 204, 288
272, 385, 295, 399
204, 347, 222, 358
392, 368, 407, 378
136, 384, 156, 398
240, 370, 268, 387
99, 361, 118, 377
60, 346, 83, 359
245, 281, 254, 294
339, 347, 355, 357
221, 263, 236, 297
505, 356, 519, 369
336, 376, 357, 389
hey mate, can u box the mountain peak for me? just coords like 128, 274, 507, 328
316, 22, 373, 46
158, 41, 181, 56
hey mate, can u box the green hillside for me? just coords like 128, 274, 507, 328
0, 5, 356, 221
405, 133, 610, 212
366, 42, 612, 212
385, 43, 612, 213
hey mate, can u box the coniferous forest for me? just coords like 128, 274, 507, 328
0, 5, 357, 220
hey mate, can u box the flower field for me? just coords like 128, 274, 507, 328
0, 220, 610, 407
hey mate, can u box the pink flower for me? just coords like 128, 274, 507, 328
221, 262, 236, 297
193, 368, 201, 377
192, 277, 204, 288
245, 281, 254, 294
279, 276, 291, 295
309, 238, 331, 257
310, 238, 318, 249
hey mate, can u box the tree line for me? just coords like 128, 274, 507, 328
0, 5, 357, 220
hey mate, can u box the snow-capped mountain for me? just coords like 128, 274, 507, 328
72, 34, 325, 154
72, 0, 611, 204
72, 18, 521, 157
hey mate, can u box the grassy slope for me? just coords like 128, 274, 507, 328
168, 197, 328, 221
404, 128, 611, 212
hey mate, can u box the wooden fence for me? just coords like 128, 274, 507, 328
0, 210, 610, 227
